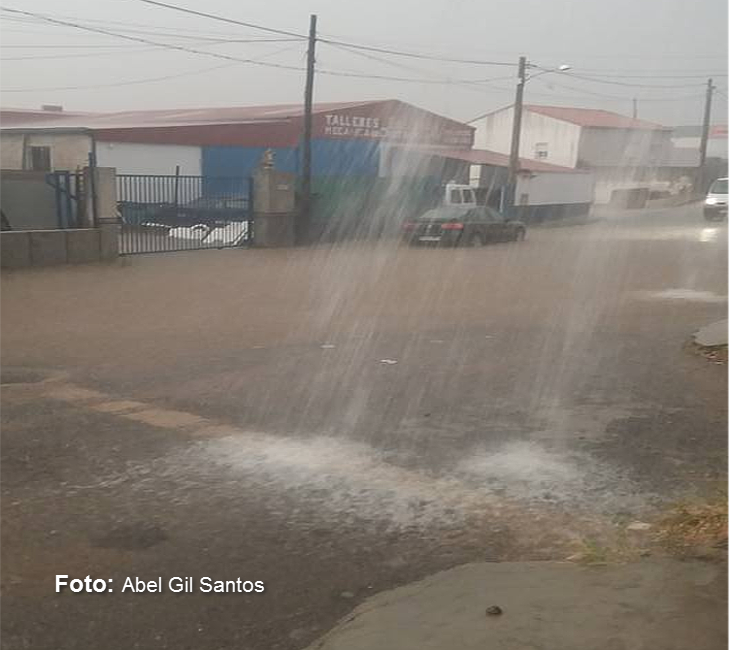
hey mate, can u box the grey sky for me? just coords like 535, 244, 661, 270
1, 0, 727, 126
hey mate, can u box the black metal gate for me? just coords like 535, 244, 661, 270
117, 173, 252, 255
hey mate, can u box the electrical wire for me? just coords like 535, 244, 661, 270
319, 40, 517, 86
554, 70, 707, 89
3, 62, 238, 92
2, 43, 304, 92
569, 71, 728, 80
530, 75, 708, 102
135, 0, 518, 67
135, 0, 306, 39
0, 7, 308, 73
0, 6, 516, 86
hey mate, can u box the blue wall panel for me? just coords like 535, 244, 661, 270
202, 146, 298, 182
311, 139, 380, 176
202, 139, 381, 185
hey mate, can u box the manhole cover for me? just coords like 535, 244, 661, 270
92, 523, 168, 550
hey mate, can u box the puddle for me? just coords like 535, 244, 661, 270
632, 288, 727, 303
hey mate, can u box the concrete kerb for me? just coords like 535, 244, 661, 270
304, 559, 725, 650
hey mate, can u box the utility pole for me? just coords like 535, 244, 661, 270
632, 98, 637, 119
299, 13, 317, 244
698, 77, 714, 193
699, 78, 715, 168
507, 56, 527, 209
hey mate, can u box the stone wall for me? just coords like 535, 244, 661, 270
1, 227, 118, 269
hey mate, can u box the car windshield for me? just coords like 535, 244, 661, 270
710, 178, 728, 194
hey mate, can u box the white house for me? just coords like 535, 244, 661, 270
672, 125, 728, 162
472, 105, 675, 203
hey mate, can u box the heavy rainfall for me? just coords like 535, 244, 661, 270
0, 1, 728, 649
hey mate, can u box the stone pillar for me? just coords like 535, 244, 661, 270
252, 168, 296, 247
83, 166, 119, 260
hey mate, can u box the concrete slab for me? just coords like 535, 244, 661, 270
694, 320, 728, 347
1, 231, 32, 268
306, 560, 726, 650
29, 230, 67, 267
66, 229, 101, 264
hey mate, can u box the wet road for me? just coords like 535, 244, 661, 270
2, 204, 727, 649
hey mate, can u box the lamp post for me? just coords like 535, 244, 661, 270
506, 61, 571, 210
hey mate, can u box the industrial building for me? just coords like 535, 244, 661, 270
0, 100, 474, 177
471, 104, 690, 203
1, 100, 595, 235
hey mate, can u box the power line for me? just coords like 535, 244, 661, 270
573, 71, 728, 80
0, 6, 515, 87
531, 75, 708, 102
0, 6, 307, 73
319, 40, 517, 87
2, 43, 305, 91
136, 0, 307, 39
3, 62, 237, 92
135, 0, 518, 67
1, 10, 295, 39
555, 70, 706, 89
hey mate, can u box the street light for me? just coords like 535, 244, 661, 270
507, 60, 571, 209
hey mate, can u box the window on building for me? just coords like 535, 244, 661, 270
534, 142, 548, 159
450, 189, 462, 204
29, 146, 51, 171
462, 189, 475, 204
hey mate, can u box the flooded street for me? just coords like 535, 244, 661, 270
2, 204, 727, 649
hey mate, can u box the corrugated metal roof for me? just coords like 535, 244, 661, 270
0, 100, 475, 149
524, 105, 668, 130
0, 100, 390, 130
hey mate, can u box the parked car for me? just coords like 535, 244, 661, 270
704, 177, 728, 221
403, 205, 526, 247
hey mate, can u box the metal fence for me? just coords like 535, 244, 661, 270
117, 173, 252, 254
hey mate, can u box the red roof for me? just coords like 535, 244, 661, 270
0, 100, 474, 149
0, 101, 376, 130
404, 146, 585, 173
524, 105, 668, 130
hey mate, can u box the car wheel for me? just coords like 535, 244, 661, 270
465, 232, 484, 247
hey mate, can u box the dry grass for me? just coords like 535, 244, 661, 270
656, 492, 728, 555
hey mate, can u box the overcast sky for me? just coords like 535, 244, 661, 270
1, 0, 727, 126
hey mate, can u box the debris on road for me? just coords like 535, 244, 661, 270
693, 320, 728, 347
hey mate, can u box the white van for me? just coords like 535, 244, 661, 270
444, 182, 477, 208
704, 177, 728, 221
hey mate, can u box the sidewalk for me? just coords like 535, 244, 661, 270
305, 559, 726, 650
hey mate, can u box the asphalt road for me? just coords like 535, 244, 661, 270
2, 204, 727, 649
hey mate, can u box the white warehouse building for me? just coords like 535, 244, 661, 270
472, 105, 677, 204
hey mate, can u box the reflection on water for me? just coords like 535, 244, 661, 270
700, 227, 721, 243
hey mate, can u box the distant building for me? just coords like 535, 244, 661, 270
472, 104, 680, 203
672, 124, 728, 162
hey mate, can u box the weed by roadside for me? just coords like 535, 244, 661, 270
656, 491, 728, 558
